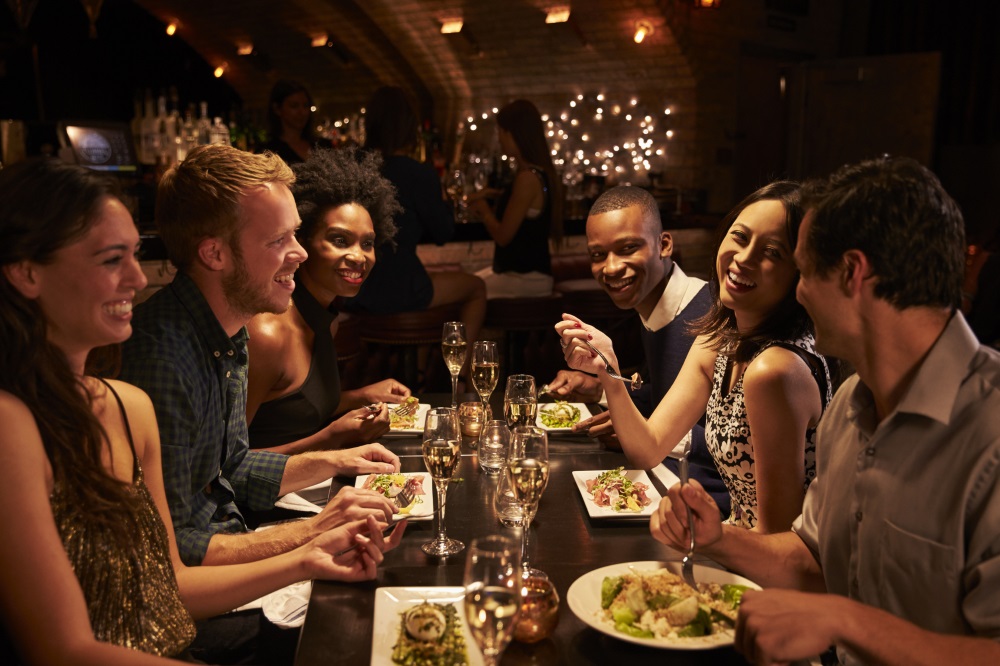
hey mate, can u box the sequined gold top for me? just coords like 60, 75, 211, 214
50, 406, 196, 657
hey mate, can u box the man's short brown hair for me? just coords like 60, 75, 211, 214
155, 145, 295, 270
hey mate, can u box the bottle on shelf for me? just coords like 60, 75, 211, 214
209, 117, 231, 146
196, 102, 213, 146
139, 89, 159, 166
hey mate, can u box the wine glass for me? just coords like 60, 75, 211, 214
503, 374, 537, 429
478, 419, 510, 474
421, 407, 464, 556
508, 426, 549, 578
463, 535, 522, 666
471, 340, 499, 421
442, 321, 467, 409
446, 168, 467, 222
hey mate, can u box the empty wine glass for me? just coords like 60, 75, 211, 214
478, 420, 510, 474
421, 407, 464, 556
508, 426, 549, 578
471, 340, 499, 421
442, 321, 467, 409
463, 535, 522, 666
503, 374, 537, 429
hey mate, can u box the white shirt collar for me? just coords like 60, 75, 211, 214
640, 263, 707, 332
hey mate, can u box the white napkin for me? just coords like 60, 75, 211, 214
650, 462, 681, 490
261, 580, 312, 629
273, 477, 332, 513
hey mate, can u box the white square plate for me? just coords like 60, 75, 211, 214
535, 402, 593, 433
384, 402, 431, 436
572, 469, 662, 519
371, 587, 484, 666
355, 473, 433, 521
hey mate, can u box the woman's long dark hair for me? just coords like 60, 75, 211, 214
693, 181, 813, 363
0, 158, 139, 528
496, 99, 564, 243
267, 79, 318, 142
363, 86, 419, 157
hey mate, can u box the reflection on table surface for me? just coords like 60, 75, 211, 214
295, 396, 745, 666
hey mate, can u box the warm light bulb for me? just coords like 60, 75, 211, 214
545, 6, 571, 24
634, 20, 653, 44
213, 64, 226, 78
441, 19, 464, 34
166, 23, 177, 36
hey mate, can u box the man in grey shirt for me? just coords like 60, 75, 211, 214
651, 156, 1000, 665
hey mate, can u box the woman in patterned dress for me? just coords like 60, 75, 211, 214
557, 182, 832, 533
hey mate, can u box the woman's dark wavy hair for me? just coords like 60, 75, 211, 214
0, 158, 140, 528
363, 86, 419, 157
693, 180, 813, 363
496, 99, 564, 243
291, 146, 400, 249
267, 79, 318, 142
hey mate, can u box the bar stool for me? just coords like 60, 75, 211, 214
483, 293, 564, 381
354, 303, 462, 389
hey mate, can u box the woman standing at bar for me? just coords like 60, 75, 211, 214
0, 159, 400, 664
468, 99, 564, 298
259, 79, 333, 165
558, 182, 832, 533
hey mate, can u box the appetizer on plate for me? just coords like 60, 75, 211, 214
391, 601, 469, 665
390, 397, 421, 430
586, 467, 653, 513
362, 473, 425, 513
538, 401, 582, 429
601, 569, 747, 641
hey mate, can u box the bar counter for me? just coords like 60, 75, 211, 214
294, 403, 747, 665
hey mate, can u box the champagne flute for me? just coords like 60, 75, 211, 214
442, 321, 467, 409
421, 407, 464, 556
508, 426, 549, 578
471, 340, 499, 421
503, 374, 537, 429
463, 535, 522, 666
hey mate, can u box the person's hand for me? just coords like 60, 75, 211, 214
467, 198, 492, 221
735, 589, 844, 665
554, 314, 617, 377
358, 379, 411, 404
649, 479, 722, 551
302, 515, 407, 582
327, 442, 401, 476
572, 410, 620, 448
547, 369, 602, 402
465, 188, 501, 203
313, 485, 396, 532
322, 404, 391, 446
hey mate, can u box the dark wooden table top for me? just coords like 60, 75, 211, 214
294, 401, 747, 665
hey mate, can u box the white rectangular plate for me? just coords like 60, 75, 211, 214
372, 587, 484, 666
572, 469, 662, 519
384, 402, 431, 436
536, 402, 593, 433
355, 473, 433, 521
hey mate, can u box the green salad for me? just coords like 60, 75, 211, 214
391, 601, 468, 665
601, 569, 748, 641
538, 401, 581, 428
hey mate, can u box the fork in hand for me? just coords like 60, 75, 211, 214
583, 339, 643, 390
678, 440, 697, 589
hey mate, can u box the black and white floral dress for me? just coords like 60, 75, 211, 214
704, 333, 831, 529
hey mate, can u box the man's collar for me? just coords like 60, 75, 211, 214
170, 272, 247, 355
641, 263, 707, 332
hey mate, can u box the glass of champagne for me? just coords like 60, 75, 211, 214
471, 340, 499, 421
442, 321, 467, 408
421, 407, 464, 556
463, 535, 522, 666
508, 426, 549, 578
503, 374, 537, 429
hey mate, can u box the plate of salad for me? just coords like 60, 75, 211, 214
355, 473, 432, 521
573, 468, 661, 519
536, 401, 592, 433
371, 587, 482, 666
567, 561, 759, 649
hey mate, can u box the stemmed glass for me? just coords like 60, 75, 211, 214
463, 535, 522, 666
442, 321, 467, 409
508, 426, 549, 578
503, 374, 537, 429
421, 407, 464, 556
446, 168, 467, 222
471, 340, 499, 421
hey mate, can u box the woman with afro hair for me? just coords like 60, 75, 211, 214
247, 147, 412, 452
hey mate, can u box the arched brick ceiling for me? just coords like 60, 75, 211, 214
133, 0, 694, 131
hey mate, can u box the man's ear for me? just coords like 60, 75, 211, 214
196, 237, 228, 272
840, 249, 871, 295
2, 261, 42, 299
659, 231, 673, 259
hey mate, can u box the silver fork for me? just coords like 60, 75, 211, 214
583, 340, 643, 390
392, 481, 416, 511
678, 439, 697, 589
392, 399, 419, 418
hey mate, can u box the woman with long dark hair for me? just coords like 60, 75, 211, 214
0, 159, 399, 664
557, 182, 832, 533
469, 99, 564, 298
259, 79, 333, 164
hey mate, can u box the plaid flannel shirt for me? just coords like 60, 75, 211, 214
120, 272, 288, 565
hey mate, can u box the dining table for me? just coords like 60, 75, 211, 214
293, 394, 750, 665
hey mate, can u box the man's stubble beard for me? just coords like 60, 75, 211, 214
222, 239, 291, 319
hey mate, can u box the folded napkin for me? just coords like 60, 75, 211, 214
649, 462, 680, 490
261, 580, 312, 629
274, 477, 332, 513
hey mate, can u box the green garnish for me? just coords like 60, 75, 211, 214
539, 401, 581, 428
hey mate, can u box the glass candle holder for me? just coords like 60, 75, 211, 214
459, 401, 484, 442
512, 575, 560, 643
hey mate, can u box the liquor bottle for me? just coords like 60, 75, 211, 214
139, 90, 159, 166
209, 117, 231, 146
196, 102, 213, 145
